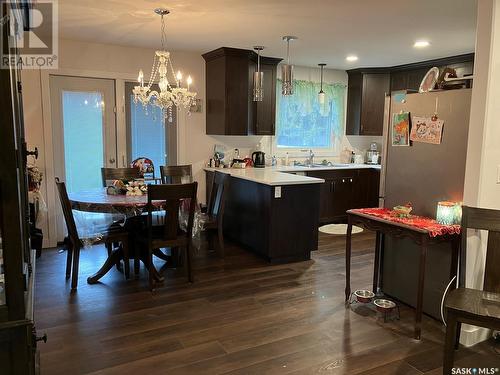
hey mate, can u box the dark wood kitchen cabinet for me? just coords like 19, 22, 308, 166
202, 47, 281, 135
346, 70, 390, 136
306, 168, 380, 223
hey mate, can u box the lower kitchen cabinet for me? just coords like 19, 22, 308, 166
306, 168, 380, 223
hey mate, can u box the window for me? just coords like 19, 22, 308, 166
125, 82, 177, 177
275, 79, 345, 153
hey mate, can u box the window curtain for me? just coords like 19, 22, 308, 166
276, 79, 346, 148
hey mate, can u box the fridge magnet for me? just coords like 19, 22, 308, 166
410, 116, 444, 144
392, 112, 411, 146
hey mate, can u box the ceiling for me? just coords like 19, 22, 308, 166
58, 0, 477, 69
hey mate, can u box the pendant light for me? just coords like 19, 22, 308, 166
253, 46, 264, 102
281, 35, 298, 96
318, 63, 326, 104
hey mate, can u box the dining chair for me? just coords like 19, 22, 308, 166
101, 167, 141, 187
160, 165, 193, 184
141, 182, 198, 290
443, 205, 500, 373
55, 178, 130, 290
203, 171, 230, 257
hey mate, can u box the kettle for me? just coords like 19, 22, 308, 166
252, 151, 266, 168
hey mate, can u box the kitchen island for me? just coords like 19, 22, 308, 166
205, 164, 381, 263
204, 167, 324, 263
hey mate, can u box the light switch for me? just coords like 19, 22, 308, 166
497, 165, 500, 184
275, 186, 282, 198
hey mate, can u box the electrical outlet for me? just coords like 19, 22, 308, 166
275, 186, 282, 198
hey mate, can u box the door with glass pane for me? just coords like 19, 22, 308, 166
125, 82, 177, 177
50, 76, 117, 193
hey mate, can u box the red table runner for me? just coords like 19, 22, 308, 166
351, 208, 461, 237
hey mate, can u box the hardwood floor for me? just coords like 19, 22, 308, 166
35, 232, 499, 374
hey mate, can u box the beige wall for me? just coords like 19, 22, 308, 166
461, 0, 500, 346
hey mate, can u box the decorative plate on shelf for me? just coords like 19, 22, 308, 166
419, 67, 440, 93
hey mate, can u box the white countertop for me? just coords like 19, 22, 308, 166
204, 164, 381, 186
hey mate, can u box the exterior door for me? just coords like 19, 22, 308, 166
50, 76, 117, 193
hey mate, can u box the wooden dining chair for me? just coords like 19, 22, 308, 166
101, 167, 141, 187
55, 178, 130, 290
141, 182, 198, 290
160, 165, 193, 184
443, 206, 500, 373
204, 171, 230, 257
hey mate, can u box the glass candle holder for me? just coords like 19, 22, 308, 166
436, 201, 462, 225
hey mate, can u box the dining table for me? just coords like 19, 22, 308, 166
69, 188, 166, 284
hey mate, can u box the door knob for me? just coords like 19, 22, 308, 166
109, 158, 116, 164
36, 333, 48, 343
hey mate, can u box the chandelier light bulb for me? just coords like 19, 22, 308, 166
176, 71, 183, 81
138, 69, 144, 85
187, 75, 193, 90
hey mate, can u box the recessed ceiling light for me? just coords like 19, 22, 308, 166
414, 40, 430, 48
346, 55, 358, 62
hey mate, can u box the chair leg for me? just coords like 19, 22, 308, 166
443, 310, 459, 374
71, 245, 81, 290
134, 238, 140, 277
122, 239, 130, 280
65, 242, 73, 280
186, 242, 193, 283
455, 322, 462, 350
147, 247, 154, 291
105, 242, 112, 256
217, 225, 225, 258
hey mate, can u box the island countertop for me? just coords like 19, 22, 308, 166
204, 164, 380, 186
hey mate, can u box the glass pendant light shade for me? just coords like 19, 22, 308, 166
253, 46, 264, 102
318, 63, 327, 104
281, 64, 293, 95
281, 36, 297, 96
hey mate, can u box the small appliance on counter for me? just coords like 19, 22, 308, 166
366, 142, 380, 165
252, 151, 266, 168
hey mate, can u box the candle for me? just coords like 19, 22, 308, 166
436, 201, 462, 225
187, 75, 192, 91
176, 71, 183, 87
138, 69, 144, 86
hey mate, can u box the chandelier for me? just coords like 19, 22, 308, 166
133, 8, 196, 121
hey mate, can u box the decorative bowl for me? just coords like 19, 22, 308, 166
374, 299, 396, 312
354, 289, 375, 303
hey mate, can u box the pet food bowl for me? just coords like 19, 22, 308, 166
354, 289, 375, 303
373, 299, 396, 312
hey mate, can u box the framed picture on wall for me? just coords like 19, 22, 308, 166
392, 112, 411, 146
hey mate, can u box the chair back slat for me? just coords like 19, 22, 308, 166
160, 165, 193, 184
147, 183, 198, 243
101, 167, 141, 187
484, 232, 500, 293
460, 206, 500, 292
207, 171, 229, 218
55, 178, 80, 244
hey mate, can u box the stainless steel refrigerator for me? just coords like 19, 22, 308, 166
379, 89, 472, 320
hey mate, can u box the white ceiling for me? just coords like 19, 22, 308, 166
58, 0, 477, 69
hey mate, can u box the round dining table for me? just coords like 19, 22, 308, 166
68, 188, 165, 284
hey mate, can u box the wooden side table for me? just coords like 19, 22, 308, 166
345, 209, 460, 340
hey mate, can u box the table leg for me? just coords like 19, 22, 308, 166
87, 247, 123, 284
373, 231, 381, 294
415, 239, 428, 340
345, 217, 353, 303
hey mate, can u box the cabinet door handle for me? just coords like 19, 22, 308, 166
330, 181, 334, 192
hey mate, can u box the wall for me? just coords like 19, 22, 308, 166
461, 0, 500, 346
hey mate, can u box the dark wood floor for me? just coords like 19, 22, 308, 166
35, 231, 499, 374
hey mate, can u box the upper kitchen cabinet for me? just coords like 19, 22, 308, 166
346, 70, 390, 136
390, 53, 474, 92
202, 47, 282, 135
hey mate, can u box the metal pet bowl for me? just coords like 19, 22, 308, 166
374, 299, 396, 312
354, 289, 375, 303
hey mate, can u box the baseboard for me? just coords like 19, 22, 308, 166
460, 325, 491, 347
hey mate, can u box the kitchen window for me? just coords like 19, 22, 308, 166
275, 79, 345, 154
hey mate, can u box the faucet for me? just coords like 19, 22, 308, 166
302, 149, 314, 166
